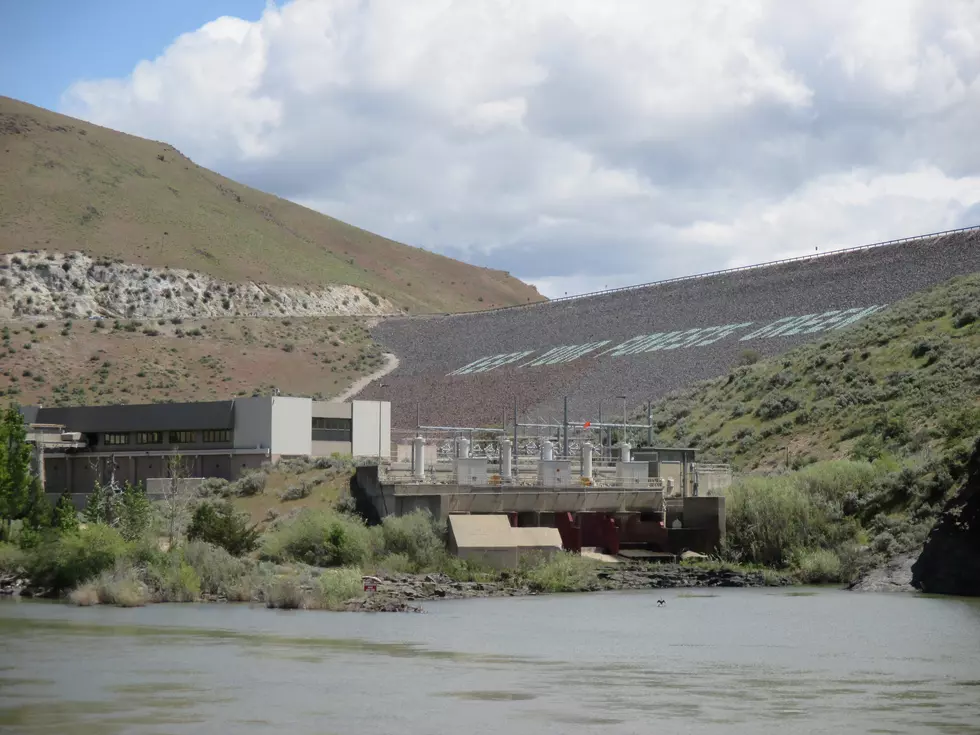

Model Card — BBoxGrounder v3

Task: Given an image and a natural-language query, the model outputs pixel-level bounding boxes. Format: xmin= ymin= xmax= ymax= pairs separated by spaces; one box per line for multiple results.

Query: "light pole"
xmin=620 ymin=395 xmax=627 ymax=448
xmin=378 ymin=383 xmax=389 ymax=468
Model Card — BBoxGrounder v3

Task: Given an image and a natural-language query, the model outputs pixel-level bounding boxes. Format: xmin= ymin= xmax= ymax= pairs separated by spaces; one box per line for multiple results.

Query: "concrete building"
xmin=22 ymin=396 xmax=390 ymax=501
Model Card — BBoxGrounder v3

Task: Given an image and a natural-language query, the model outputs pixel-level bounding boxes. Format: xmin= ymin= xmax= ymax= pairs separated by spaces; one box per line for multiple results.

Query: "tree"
xmin=187 ymin=500 xmax=260 ymax=556
xmin=118 ymin=482 xmax=151 ymax=541
xmin=53 ymin=491 xmax=80 ymax=533
xmin=161 ymin=453 xmax=195 ymax=548
xmin=23 ymin=476 xmax=51 ymax=530
xmin=0 ymin=405 xmax=40 ymax=539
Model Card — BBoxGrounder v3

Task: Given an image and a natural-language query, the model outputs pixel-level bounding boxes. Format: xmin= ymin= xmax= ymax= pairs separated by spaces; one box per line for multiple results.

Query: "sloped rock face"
xmin=912 ymin=438 xmax=980 ymax=596
xmin=0 ymin=251 xmax=394 ymax=319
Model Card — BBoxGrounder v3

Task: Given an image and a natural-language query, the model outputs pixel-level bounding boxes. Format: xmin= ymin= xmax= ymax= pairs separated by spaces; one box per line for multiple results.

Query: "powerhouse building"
xmin=21 ymin=396 xmax=391 ymax=498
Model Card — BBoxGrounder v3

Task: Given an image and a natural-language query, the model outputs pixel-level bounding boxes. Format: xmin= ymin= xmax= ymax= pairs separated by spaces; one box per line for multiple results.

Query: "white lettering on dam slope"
xmin=445 ymin=305 xmax=887 ymax=377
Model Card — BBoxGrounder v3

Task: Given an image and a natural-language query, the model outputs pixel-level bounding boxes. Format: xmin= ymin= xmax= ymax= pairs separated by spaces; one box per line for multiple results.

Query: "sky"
xmin=3 ymin=0 xmax=980 ymax=298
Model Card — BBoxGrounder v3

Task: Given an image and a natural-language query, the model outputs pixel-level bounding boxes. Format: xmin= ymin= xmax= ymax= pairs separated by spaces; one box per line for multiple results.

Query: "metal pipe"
xmin=647 ymin=400 xmax=653 ymax=446
xmin=513 ymin=397 xmax=518 ymax=468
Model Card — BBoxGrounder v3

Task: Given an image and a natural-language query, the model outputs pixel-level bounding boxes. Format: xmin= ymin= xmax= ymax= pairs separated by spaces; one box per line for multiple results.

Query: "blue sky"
xmin=0 ymin=0 xmax=266 ymax=110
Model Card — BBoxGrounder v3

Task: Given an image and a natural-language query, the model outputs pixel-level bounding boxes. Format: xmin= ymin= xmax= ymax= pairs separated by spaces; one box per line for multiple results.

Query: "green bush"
xmin=187 ymin=501 xmax=259 ymax=556
xmin=724 ymin=462 xmax=876 ymax=567
xmin=0 ymin=541 xmax=25 ymax=575
xmin=791 ymin=548 xmax=844 ymax=584
xmin=378 ymin=510 xmax=445 ymax=570
xmin=26 ymin=525 xmax=128 ymax=592
xmin=183 ymin=540 xmax=257 ymax=600
xmin=144 ymin=554 xmax=201 ymax=602
xmin=261 ymin=510 xmax=374 ymax=567
xmin=521 ymin=552 xmax=596 ymax=593
xmin=52 ymin=492 xmax=79 ymax=533
xmin=264 ymin=576 xmax=306 ymax=609
xmin=312 ymin=567 xmax=362 ymax=609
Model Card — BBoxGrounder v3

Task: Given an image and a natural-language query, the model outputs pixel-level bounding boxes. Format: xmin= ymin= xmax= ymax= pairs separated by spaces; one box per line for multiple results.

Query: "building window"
xmin=203 ymin=429 xmax=231 ymax=443
xmin=312 ymin=417 xmax=352 ymax=442
xmin=169 ymin=430 xmax=195 ymax=444
xmin=136 ymin=431 xmax=163 ymax=445
xmin=104 ymin=432 xmax=128 ymax=446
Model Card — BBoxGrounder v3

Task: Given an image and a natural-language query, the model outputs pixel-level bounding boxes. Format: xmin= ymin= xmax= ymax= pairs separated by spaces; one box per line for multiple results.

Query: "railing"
xmin=408 ymin=224 xmax=980 ymax=318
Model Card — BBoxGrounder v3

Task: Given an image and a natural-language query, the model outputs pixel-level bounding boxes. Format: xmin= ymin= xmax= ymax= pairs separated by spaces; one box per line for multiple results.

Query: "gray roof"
xmin=32 ymin=401 xmax=235 ymax=433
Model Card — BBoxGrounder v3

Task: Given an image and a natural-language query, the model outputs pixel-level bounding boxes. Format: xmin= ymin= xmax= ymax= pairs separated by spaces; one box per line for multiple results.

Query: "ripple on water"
xmin=437 ymin=691 xmax=537 ymax=702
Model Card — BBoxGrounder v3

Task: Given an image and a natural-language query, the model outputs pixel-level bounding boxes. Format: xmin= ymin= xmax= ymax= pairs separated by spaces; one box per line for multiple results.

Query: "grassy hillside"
xmin=638 ymin=273 xmax=980 ymax=583
xmin=0 ymin=96 xmax=542 ymax=313
xmin=0 ymin=315 xmax=389 ymax=407
xmin=646 ymin=273 xmax=980 ymax=470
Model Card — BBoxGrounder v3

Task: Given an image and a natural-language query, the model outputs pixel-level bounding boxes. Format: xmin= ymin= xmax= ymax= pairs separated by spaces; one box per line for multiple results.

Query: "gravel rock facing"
xmin=348 ymin=564 xmax=791 ymax=612
xmin=365 ymin=231 xmax=980 ymax=428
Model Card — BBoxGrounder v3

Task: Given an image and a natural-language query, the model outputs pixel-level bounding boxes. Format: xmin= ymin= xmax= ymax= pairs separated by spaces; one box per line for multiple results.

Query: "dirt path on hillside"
xmin=334 ymin=352 xmax=400 ymax=401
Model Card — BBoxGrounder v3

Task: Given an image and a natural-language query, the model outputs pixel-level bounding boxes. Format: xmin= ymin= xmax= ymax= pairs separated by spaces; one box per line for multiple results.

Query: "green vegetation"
xmin=0 ymin=405 xmax=50 ymax=539
xmin=641 ymin=273 xmax=980 ymax=583
xmin=187 ymin=501 xmax=260 ymax=556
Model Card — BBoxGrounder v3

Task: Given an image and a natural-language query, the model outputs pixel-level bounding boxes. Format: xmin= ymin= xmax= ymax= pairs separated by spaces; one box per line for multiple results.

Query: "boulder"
xmin=912 ymin=438 xmax=980 ymax=596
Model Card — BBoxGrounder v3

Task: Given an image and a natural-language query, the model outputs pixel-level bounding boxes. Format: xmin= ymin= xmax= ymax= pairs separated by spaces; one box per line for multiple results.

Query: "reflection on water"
xmin=2 ymin=588 xmax=980 ymax=735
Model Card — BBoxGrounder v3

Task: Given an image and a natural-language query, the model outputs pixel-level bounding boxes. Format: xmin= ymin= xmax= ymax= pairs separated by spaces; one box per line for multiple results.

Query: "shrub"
xmin=521 ymin=552 xmax=596 ymax=592
xmin=279 ymin=481 xmax=313 ymax=501
xmin=198 ymin=477 xmax=231 ymax=497
xmin=187 ymin=501 xmax=260 ymax=556
xmin=26 ymin=525 xmax=128 ymax=592
xmin=143 ymin=554 xmax=201 ymax=602
xmin=0 ymin=542 xmax=26 ymax=576
xmin=183 ymin=540 xmax=257 ymax=601
xmin=791 ymin=548 xmax=843 ymax=584
xmin=312 ymin=567 xmax=362 ymax=609
xmin=724 ymin=465 xmax=869 ymax=567
xmin=70 ymin=563 xmax=148 ymax=607
xmin=233 ymin=471 xmax=266 ymax=497
xmin=755 ymin=394 xmax=800 ymax=420
xmin=379 ymin=510 xmax=445 ymax=570
xmin=261 ymin=510 xmax=374 ymax=567
xmin=264 ymin=576 xmax=306 ymax=609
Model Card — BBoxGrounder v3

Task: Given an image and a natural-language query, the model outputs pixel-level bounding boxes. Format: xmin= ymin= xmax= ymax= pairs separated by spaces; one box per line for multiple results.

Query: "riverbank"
xmin=2 ymin=559 xmax=792 ymax=613
xmin=349 ymin=562 xmax=792 ymax=612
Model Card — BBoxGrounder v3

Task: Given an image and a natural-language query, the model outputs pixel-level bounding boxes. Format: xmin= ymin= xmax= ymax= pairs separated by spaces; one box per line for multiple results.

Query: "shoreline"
xmin=3 ymin=562 xmax=794 ymax=613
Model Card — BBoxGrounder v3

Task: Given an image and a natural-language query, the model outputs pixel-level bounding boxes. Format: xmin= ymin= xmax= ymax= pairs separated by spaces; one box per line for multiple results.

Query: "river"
xmin=2 ymin=588 xmax=979 ymax=735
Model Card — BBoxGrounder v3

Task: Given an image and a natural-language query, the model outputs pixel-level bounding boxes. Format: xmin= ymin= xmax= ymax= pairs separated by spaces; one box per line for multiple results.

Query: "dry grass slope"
xmin=0 ymin=96 xmax=543 ymax=313
xmin=0 ymin=315 xmax=387 ymax=407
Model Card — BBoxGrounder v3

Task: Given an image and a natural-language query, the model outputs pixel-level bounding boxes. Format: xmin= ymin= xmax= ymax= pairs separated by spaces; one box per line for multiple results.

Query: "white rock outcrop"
xmin=0 ymin=251 xmax=395 ymax=319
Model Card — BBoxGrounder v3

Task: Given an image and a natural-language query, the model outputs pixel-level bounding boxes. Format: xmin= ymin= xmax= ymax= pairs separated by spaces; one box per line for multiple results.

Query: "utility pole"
xmin=563 ymin=396 xmax=569 ymax=458
xmin=647 ymin=400 xmax=653 ymax=447
xmin=513 ymin=397 xmax=519 ymax=473
xmin=620 ymin=395 xmax=627 ymax=448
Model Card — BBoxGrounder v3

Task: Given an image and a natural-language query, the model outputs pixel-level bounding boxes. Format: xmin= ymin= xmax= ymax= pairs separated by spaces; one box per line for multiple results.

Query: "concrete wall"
xmin=312 ymin=402 xmax=353 ymax=419
xmin=270 ymin=396 xmax=312 ymax=456
xmin=682 ymin=496 xmax=726 ymax=547
xmin=312 ymin=439 xmax=353 ymax=457
xmin=233 ymin=397 xmax=273 ymax=450
xmin=351 ymin=400 xmax=390 ymax=458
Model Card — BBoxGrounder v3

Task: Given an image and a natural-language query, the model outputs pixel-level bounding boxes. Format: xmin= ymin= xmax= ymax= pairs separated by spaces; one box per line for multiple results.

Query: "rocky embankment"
xmin=2 ymin=563 xmax=790 ymax=612
xmin=344 ymin=563 xmax=791 ymax=613
xmin=911 ymin=438 xmax=980 ymax=596
xmin=0 ymin=251 xmax=395 ymax=319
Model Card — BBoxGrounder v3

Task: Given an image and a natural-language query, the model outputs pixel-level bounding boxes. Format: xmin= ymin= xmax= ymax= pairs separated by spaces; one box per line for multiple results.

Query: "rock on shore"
xmin=351 ymin=564 xmax=789 ymax=612
xmin=912 ymin=438 xmax=980 ymax=596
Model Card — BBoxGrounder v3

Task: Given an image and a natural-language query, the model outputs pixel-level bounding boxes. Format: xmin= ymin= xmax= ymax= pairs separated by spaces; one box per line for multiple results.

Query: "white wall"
xmin=270 ymin=396 xmax=312 ymax=456
xmin=233 ymin=397 xmax=273 ymax=449
xmin=351 ymin=400 xmax=390 ymax=458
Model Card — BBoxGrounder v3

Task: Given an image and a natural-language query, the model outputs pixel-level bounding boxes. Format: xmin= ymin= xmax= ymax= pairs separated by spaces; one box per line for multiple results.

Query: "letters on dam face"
xmin=447 ymin=305 xmax=887 ymax=376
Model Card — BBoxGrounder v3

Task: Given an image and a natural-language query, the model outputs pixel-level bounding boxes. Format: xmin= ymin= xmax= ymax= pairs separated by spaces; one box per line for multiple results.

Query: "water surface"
xmin=2 ymin=588 xmax=979 ymax=734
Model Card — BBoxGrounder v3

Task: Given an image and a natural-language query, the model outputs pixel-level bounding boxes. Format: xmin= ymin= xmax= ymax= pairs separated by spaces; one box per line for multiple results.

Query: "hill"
xmin=0 ymin=315 xmax=390 ymax=407
xmin=0 ymin=96 xmax=542 ymax=314
xmin=638 ymin=274 xmax=980 ymax=587
xmin=645 ymin=273 xmax=980 ymax=470
xmin=365 ymin=228 xmax=980 ymax=428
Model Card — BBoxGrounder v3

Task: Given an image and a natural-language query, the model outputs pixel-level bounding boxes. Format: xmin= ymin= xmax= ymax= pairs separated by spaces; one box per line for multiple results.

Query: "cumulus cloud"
xmin=62 ymin=0 xmax=980 ymax=297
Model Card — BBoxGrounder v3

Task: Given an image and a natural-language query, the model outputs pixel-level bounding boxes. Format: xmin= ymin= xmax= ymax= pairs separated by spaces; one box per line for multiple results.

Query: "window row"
xmin=312 ymin=417 xmax=352 ymax=442
xmin=102 ymin=429 xmax=231 ymax=446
